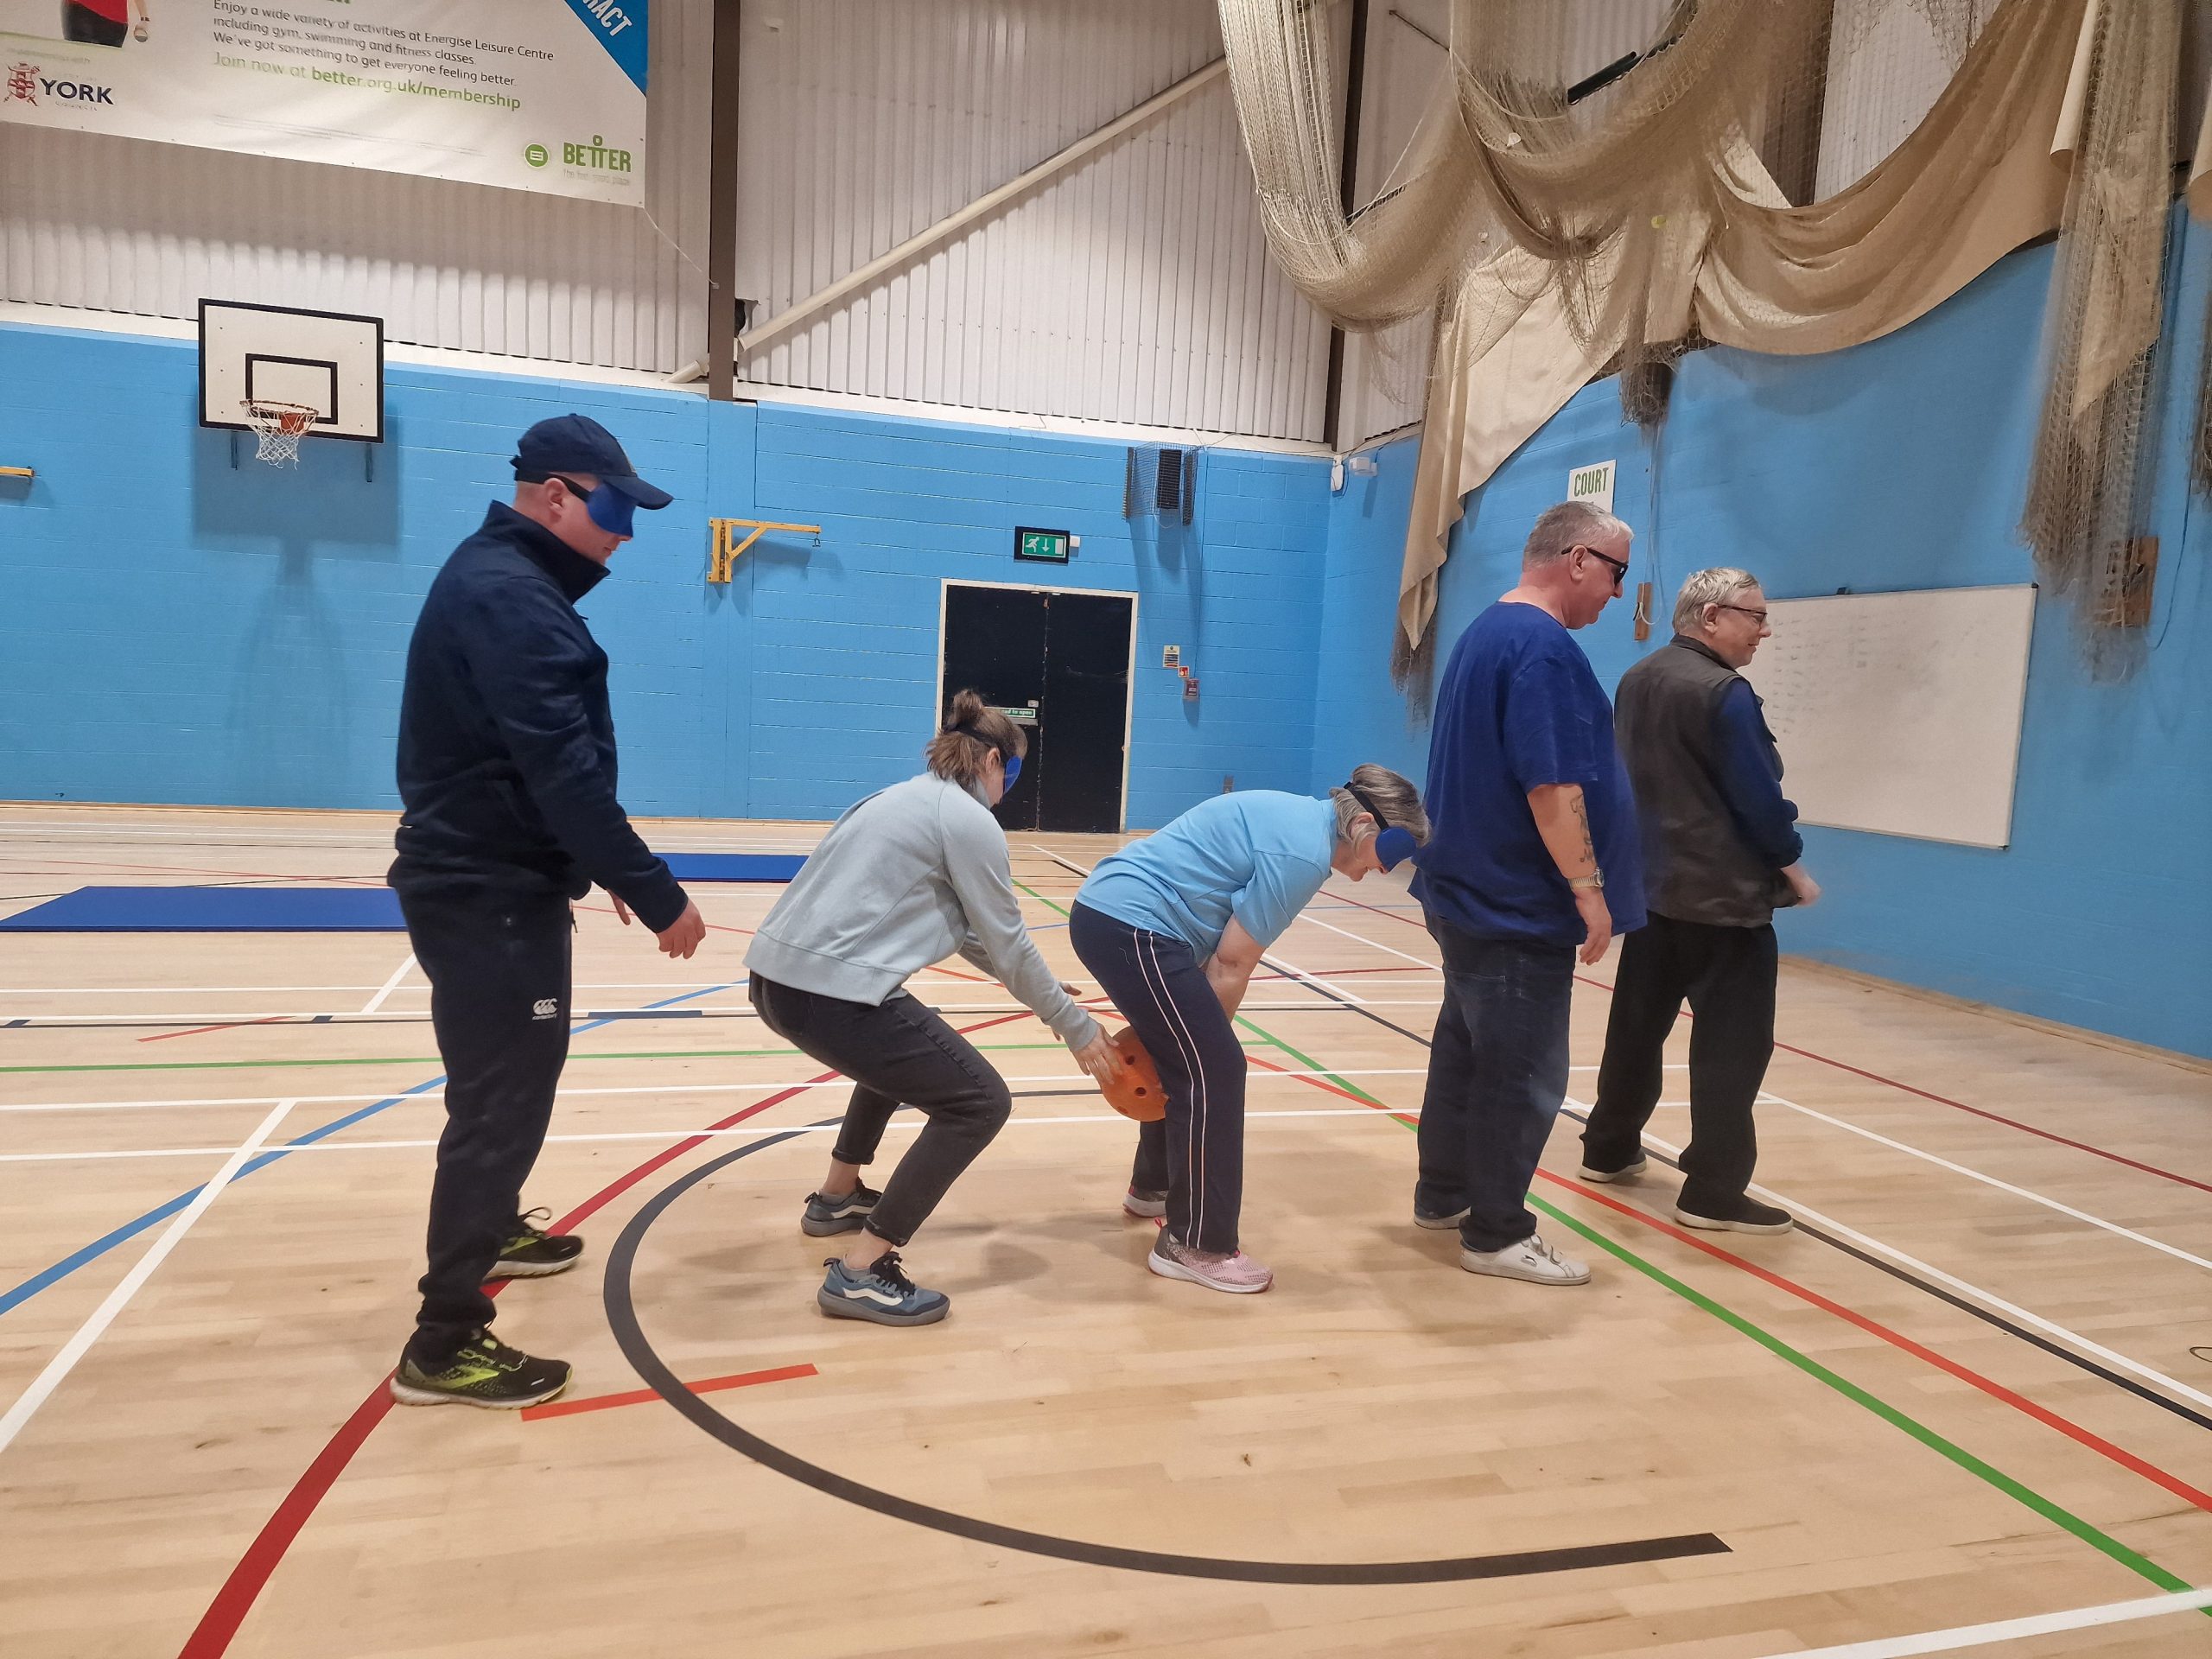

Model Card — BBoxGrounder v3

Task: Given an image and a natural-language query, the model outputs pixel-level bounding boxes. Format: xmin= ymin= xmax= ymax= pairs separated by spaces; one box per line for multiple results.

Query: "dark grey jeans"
xmin=1412 ymin=918 xmax=1575 ymax=1252
xmin=748 ymin=976 xmax=1012 ymax=1246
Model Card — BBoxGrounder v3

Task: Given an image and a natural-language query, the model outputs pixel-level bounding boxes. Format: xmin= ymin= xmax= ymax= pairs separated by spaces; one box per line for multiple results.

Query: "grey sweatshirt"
xmin=744 ymin=772 xmax=1101 ymax=1049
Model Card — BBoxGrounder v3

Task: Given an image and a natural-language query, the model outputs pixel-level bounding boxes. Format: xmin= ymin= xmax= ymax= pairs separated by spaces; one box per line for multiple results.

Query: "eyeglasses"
xmin=1573 ymin=545 xmax=1630 ymax=590
xmin=1715 ymin=603 xmax=1770 ymax=624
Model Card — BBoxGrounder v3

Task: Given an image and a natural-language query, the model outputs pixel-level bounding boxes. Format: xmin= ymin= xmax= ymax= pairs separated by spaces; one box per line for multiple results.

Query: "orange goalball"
xmin=1098 ymin=1026 xmax=1166 ymax=1122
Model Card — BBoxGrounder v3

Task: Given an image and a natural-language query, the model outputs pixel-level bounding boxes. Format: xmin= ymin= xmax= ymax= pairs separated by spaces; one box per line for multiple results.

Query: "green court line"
xmin=1010 ymin=865 xmax=2188 ymax=1593
xmin=1012 ymin=878 xmax=1071 ymax=917
xmin=1224 ymin=1009 xmax=2196 ymax=1603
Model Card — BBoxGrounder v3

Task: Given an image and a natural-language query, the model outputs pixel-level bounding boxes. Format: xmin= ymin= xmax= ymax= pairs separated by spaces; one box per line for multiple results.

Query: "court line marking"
xmin=0 ymin=994 xmax=1449 ymax=1028
xmin=1537 ymin=1103 xmax=2212 ymax=1435
xmin=0 ymin=1065 xmax=1440 ymax=1116
xmin=0 ymin=1105 xmax=1425 ymax=1163
xmin=1311 ymin=884 xmax=2212 ymax=1197
xmin=1759 ymin=1586 xmax=2212 ymax=1657
xmin=0 ymin=987 xmax=735 ymax=1323
xmin=521 ymin=1363 xmax=819 ymax=1421
xmin=1567 ymin=1104 xmax=2212 ymax=1417
xmin=0 ymin=1097 xmax=298 ymax=1459
xmin=357 ymin=955 xmax=415 ymax=1015
xmin=1239 ymin=1037 xmax=2209 ymax=1589
xmin=175 ymin=1014 xmax=1032 ymax=1659
xmin=1052 ymin=858 xmax=2205 ymax=1459
xmin=1760 ymin=1089 xmax=2212 ymax=1274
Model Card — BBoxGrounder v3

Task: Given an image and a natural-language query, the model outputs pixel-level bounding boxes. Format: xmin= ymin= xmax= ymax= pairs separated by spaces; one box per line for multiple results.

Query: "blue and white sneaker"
xmin=800 ymin=1182 xmax=881 ymax=1237
xmin=817 ymin=1252 xmax=950 ymax=1326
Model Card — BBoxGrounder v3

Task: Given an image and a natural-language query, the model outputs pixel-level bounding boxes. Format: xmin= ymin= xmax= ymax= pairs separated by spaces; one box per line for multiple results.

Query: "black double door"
xmin=939 ymin=584 xmax=1132 ymax=834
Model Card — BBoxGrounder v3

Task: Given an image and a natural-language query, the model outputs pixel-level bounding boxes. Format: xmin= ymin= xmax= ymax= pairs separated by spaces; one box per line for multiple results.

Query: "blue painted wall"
xmin=4 ymin=201 xmax=2205 ymax=1056
xmin=0 ymin=324 xmax=1327 ymax=830
xmin=1311 ymin=208 xmax=2211 ymax=1058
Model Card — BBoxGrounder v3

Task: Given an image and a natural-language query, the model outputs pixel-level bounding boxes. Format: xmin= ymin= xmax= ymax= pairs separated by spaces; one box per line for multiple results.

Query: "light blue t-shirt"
xmin=1077 ymin=791 xmax=1336 ymax=957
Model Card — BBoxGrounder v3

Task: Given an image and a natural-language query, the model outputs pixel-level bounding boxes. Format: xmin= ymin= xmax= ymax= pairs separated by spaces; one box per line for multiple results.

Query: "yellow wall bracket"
xmin=709 ymin=517 xmax=821 ymax=582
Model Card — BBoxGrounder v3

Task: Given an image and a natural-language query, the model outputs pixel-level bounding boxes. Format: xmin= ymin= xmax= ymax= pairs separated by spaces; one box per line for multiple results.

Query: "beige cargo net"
xmin=1216 ymin=0 xmax=2194 ymax=688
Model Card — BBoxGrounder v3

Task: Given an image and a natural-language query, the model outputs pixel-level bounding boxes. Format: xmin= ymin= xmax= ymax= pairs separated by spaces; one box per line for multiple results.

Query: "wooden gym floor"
xmin=0 ymin=803 xmax=2205 ymax=1658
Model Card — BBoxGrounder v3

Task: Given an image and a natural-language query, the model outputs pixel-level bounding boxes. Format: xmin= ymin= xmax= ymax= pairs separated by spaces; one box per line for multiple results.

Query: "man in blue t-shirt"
xmin=1408 ymin=499 xmax=1645 ymax=1287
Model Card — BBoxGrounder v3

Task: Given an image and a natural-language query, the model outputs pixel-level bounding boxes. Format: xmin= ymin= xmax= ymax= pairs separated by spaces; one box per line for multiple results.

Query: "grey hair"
xmin=1523 ymin=500 xmax=1630 ymax=568
xmin=1329 ymin=763 xmax=1431 ymax=845
xmin=1672 ymin=568 xmax=1762 ymax=633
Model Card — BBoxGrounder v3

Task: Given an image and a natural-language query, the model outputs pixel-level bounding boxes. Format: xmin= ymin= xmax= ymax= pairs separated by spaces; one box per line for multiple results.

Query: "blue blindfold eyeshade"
xmin=1375 ymin=825 xmax=1418 ymax=871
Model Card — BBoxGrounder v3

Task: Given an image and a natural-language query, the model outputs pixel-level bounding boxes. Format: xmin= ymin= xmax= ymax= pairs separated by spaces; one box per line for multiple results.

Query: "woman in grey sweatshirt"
xmin=745 ymin=690 xmax=1121 ymax=1326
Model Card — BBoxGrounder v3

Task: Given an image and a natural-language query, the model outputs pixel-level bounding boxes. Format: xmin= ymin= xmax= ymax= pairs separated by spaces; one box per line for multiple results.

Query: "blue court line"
xmin=0 ymin=983 xmax=734 ymax=1321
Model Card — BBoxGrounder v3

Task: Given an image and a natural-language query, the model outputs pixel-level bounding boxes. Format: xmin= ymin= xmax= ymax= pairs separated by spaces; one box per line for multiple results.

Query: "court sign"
xmin=0 ymin=0 xmax=648 ymax=203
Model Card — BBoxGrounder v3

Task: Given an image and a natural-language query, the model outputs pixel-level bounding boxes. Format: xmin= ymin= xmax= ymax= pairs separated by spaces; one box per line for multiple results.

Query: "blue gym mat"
xmin=0 ymin=887 xmax=405 ymax=931
xmin=658 ymin=853 xmax=804 ymax=882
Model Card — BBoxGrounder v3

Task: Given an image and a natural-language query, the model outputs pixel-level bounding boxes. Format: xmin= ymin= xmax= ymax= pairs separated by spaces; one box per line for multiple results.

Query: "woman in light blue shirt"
xmin=1070 ymin=765 xmax=1427 ymax=1294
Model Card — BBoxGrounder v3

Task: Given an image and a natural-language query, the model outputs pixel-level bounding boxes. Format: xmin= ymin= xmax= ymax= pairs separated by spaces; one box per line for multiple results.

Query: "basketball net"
xmin=241 ymin=400 xmax=317 ymax=467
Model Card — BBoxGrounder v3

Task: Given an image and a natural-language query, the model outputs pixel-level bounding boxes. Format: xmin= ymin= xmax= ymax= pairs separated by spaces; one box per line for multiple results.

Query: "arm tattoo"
xmin=1569 ymin=791 xmax=1595 ymax=868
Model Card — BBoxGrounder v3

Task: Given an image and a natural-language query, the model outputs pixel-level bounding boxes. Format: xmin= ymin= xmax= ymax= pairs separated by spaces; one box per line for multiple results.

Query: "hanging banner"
xmin=0 ymin=1 xmax=647 ymax=203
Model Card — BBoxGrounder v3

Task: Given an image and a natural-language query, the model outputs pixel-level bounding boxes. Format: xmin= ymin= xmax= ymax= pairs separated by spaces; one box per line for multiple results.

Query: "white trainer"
xmin=1576 ymin=1157 xmax=1647 ymax=1184
xmin=1459 ymin=1232 xmax=1592 ymax=1285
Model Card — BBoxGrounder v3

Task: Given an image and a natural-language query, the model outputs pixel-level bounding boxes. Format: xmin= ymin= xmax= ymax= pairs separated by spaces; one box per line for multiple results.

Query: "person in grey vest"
xmin=1578 ymin=569 xmax=1820 ymax=1233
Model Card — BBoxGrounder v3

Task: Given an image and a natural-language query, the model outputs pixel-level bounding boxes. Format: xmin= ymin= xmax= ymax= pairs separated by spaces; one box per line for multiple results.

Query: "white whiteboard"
xmin=1738 ymin=584 xmax=2037 ymax=849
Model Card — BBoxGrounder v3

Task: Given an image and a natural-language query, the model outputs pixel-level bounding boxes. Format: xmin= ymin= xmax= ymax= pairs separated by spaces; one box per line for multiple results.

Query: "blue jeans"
xmin=1412 ymin=922 xmax=1574 ymax=1252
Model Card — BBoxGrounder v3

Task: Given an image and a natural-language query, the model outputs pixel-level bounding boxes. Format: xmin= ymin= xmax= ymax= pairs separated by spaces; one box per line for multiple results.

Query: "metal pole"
xmin=1320 ymin=0 xmax=1370 ymax=451
xmin=707 ymin=0 xmax=745 ymax=402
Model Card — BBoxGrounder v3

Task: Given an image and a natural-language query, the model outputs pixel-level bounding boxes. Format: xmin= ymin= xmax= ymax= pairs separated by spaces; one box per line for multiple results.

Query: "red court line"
xmin=1541 ymin=1172 xmax=2212 ymax=1516
xmin=1762 ymin=1039 xmax=2212 ymax=1198
xmin=140 ymin=1015 xmax=289 ymax=1046
xmin=523 ymin=1363 xmax=817 ymax=1421
xmin=1275 ymin=1052 xmax=2212 ymax=1516
xmin=1317 ymin=890 xmax=2211 ymax=1196
xmin=178 ymin=1011 xmax=1031 ymax=1659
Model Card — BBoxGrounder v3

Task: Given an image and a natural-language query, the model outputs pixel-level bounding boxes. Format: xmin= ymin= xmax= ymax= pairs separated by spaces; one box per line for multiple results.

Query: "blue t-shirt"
xmin=1411 ymin=601 xmax=1646 ymax=947
xmin=1077 ymin=791 xmax=1335 ymax=957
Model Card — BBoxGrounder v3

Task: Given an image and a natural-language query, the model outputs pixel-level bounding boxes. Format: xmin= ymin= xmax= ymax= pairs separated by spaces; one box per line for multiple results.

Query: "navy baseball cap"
xmin=513 ymin=415 xmax=673 ymax=510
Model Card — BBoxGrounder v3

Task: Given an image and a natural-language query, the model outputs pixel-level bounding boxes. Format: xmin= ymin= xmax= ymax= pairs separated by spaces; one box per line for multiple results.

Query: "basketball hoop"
xmin=240 ymin=400 xmax=318 ymax=467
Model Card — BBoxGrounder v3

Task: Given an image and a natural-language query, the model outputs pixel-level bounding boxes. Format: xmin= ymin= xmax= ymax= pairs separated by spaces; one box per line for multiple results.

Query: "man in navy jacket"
xmin=387 ymin=414 xmax=704 ymax=1409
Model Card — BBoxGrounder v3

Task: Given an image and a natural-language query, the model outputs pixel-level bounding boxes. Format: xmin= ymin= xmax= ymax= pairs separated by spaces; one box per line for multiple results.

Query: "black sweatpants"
xmin=1069 ymin=901 xmax=1247 ymax=1255
xmin=748 ymin=976 xmax=1012 ymax=1247
xmin=396 ymin=886 xmax=573 ymax=1366
xmin=1582 ymin=912 xmax=1777 ymax=1211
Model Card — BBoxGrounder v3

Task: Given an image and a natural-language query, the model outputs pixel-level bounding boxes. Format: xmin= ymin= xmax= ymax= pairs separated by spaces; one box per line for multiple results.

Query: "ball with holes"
xmin=1098 ymin=1026 xmax=1166 ymax=1122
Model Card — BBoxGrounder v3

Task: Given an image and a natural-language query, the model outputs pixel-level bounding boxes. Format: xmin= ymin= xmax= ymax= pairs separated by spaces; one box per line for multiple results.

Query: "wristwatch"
xmin=1567 ymin=870 xmax=1605 ymax=892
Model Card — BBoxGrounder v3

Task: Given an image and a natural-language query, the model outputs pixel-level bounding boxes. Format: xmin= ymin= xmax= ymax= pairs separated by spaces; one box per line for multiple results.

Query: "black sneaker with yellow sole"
xmin=484 ymin=1208 xmax=584 ymax=1281
xmin=389 ymin=1330 xmax=572 ymax=1409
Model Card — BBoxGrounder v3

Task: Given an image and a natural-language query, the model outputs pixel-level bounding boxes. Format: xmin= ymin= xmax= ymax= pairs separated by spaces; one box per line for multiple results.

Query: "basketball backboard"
xmin=198 ymin=300 xmax=385 ymax=443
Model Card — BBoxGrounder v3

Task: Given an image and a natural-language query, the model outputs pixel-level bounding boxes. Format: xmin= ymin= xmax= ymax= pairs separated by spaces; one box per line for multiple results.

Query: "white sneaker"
xmin=1459 ymin=1232 xmax=1591 ymax=1285
xmin=1576 ymin=1157 xmax=1646 ymax=1184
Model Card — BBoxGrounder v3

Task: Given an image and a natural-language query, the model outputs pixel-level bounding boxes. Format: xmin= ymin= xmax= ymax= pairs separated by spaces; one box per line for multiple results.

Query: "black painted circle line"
xmin=604 ymin=1126 xmax=1732 ymax=1586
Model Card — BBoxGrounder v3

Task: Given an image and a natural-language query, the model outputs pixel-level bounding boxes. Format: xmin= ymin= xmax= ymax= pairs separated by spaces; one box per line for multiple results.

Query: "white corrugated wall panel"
xmin=0 ymin=3 xmax=709 ymax=373
xmin=1816 ymin=0 xmax=2000 ymax=199
xmin=731 ymin=0 xmax=1332 ymax=440
xmin=1337 ymin=0 xmax=1676 ymax=449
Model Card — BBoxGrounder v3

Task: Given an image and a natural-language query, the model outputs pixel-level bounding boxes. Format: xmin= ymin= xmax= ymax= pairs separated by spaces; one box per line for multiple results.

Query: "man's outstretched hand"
xmin=613 ymin=893 xmax=707 ymax=958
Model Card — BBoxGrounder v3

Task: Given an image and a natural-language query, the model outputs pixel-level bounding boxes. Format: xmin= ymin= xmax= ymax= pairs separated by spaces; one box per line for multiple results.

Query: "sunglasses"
xmin=1573 ymin=544 xmax=1630 ymax=590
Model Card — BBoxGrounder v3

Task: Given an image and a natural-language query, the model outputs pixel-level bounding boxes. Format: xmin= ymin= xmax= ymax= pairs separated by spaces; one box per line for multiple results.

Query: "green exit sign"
xmin=1014 ymin=525 xmax=1072 ymax=563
